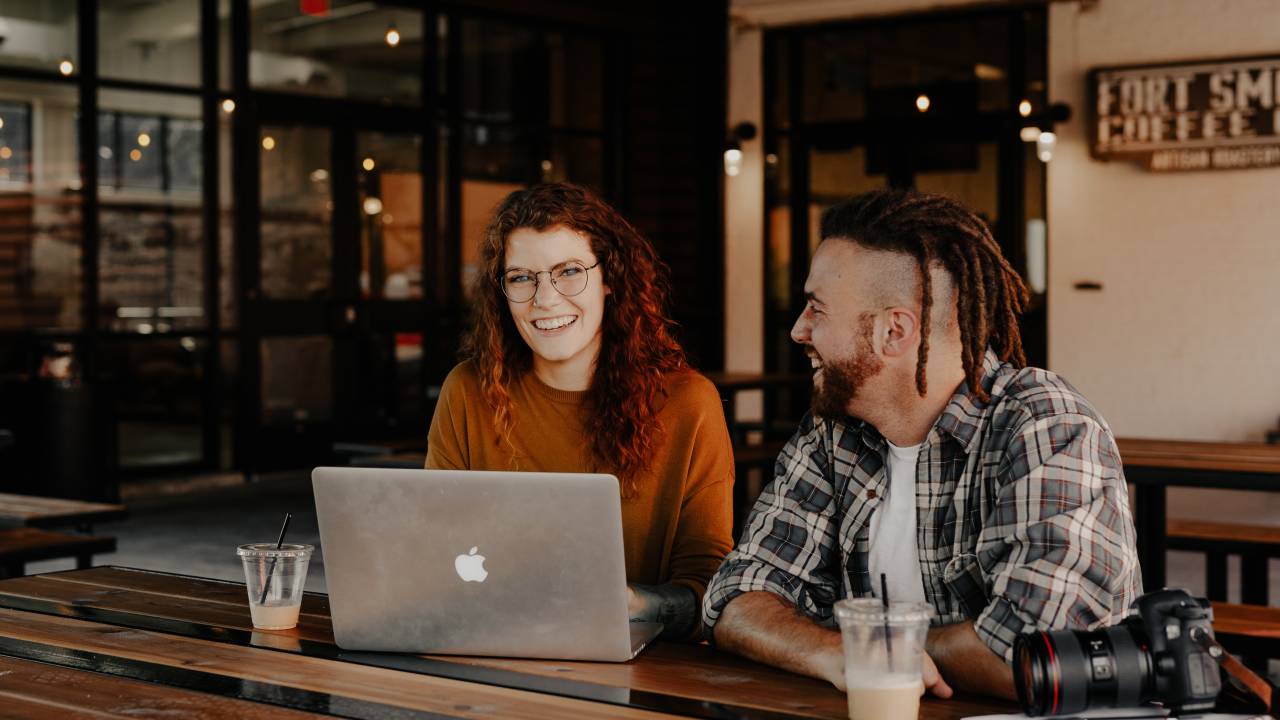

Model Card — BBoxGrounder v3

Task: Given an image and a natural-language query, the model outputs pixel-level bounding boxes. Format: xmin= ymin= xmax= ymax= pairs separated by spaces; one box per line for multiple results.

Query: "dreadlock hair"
xmin=819 ymin=188 xmax=1030 ymax=403
xmin=460 ymin=182 xmax=688 ymax=498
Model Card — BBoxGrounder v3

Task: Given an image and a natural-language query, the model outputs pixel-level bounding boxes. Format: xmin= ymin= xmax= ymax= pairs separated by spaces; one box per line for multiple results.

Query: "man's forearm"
xmin=712 ymin=591 xmax=843 ymax=687
xmin=926 ymin=622 xmax=1016 ymax=700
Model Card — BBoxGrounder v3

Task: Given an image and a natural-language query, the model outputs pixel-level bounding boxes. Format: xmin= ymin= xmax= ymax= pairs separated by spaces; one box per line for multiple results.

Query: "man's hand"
xmin=626 ymin=586 xmax=642 ymax=618
xmin=824 ymin=649 xmax=954 ymax=698
xmin=922 ymin=651 xmax=953 ymax=698
xmin=715 ymin=592 xmax=957 ymax=699
xmin=925 ymin=622 xmax=1016 ymax=700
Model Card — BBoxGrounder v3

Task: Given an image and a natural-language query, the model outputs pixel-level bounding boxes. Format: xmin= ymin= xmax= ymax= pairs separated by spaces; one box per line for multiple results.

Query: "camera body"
xmin=1013 ymin=588 xmax=1222 ymax=716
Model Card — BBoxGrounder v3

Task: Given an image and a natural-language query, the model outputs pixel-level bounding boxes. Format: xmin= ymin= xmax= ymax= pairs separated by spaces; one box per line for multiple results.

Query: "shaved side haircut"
xmin=819 ymin=189 xmax=1029 ymax=402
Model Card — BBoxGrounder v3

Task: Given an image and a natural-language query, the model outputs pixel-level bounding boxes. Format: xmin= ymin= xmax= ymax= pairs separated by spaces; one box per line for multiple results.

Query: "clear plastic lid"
xmin=834 ymin=598 xmax=933 ymax=626
xmin=236 ymin=543 xmax=313 ymax=558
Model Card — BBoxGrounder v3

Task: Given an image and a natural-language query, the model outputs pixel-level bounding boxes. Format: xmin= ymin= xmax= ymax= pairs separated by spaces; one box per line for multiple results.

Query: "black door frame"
xmin=764 ymin=5 xmax=1050 ymax=382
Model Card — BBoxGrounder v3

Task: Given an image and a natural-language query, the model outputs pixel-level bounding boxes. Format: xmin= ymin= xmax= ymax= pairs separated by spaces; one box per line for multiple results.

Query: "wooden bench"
xmin=1211 ymin=602 xmax=1280 ymax=672
xmin=0 ymin=492 xmax=128 ymax=532
xmin=1167 ymin=519 xmax=1280 ymax=605
xmin=0 ymin=528 xmax=116 ymax=579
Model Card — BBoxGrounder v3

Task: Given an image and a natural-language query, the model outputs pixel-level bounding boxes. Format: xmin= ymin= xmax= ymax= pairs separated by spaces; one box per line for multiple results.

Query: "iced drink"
xmin=237 ymin=543 xmax=313 ymax=630
xmin=834 ymin=599 xmax=932 ymax=720
xmin=845 ymin=680 xmax=924 ymax=720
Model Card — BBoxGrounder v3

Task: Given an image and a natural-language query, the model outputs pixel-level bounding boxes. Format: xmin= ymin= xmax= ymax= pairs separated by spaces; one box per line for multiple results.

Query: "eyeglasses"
xmin=499 ymin=260 xmax=600 ymax=303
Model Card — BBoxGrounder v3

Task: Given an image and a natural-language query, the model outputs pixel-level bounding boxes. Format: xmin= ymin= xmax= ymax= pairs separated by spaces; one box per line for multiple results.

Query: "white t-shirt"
xmin=867 ymin=440 xmax=928 ymax=605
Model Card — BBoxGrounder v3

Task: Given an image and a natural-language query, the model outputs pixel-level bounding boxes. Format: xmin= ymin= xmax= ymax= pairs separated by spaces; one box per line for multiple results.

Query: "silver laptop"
xmin=312 ymin=467 xmax=662 ymax=661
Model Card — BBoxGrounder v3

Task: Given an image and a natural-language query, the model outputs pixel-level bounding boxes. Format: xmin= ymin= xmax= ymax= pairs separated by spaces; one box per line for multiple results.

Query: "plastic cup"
xmin=834 ymin=599 xmax=933 ymax=720
xmin=237 ymin=543 xmax=313 ymax=630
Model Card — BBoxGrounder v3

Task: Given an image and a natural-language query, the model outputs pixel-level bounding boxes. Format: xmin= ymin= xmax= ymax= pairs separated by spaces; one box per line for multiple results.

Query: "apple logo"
xmin=454 ymin=546 xmax=488 ymax=583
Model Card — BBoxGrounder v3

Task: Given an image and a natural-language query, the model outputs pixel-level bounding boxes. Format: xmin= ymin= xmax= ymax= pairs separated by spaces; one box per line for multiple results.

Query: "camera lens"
xmin=1013 ymin=621 xmax=1152 ymax=716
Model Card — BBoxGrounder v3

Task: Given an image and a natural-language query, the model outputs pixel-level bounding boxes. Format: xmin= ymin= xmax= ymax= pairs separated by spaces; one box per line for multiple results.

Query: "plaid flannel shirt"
xmin=703 ymin=349 xmax=1143 ymax=662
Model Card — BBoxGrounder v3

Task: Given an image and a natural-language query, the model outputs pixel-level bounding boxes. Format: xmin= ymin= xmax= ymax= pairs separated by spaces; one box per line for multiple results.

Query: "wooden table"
xmin=0 ymin=491 xmax=128 ymax=530
xmin=1116 ymin=437 xmax=1280 ymax=593
xmin=0 ymin=567 xmax=1014 ymax=719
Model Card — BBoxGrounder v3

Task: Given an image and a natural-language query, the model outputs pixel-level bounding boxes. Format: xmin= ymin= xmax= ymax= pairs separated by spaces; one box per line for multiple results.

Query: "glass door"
xmin=239 ymin=107 xmax=433 ymax=472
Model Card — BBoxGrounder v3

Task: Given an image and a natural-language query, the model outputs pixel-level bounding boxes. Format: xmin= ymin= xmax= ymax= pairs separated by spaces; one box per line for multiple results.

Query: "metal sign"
xmin=1089 ymin=55 xmax=1280 ymax=171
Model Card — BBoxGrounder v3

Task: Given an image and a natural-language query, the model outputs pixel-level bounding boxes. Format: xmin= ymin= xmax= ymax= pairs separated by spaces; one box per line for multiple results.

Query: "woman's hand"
xmin=627 ymin=585 xmax=646 ymax=619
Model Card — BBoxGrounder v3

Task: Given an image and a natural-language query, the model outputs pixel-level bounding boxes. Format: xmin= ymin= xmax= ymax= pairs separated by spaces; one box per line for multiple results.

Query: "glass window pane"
xmin=108 ymin=338 xmax=205 ymax=468
xmin=0 ymin=79 xmax=81 ymax=331
xmin=250 ymin=1 xmax=422 ymax=105
xmin=99 ymin=0 xmax=200 ymax=86
xmin=913 ymin=141 xmax=999 ymax=224
xmin=0 ymin=2 xmax=78 ymax=75
xmin=548 ymin=32 xmax=602 ymax=131
xmin=463 ymin=123 xmax=533 ymax=184
xmin=219 ymin=104 xmax=234 ymax=329
xmin=261 ymin=125 xmax=331 ymax=299
xmin=461 ymin=123 xmax=530 ymax=295
xmin=261 ymin=335 xmax=331 ymax=424
xmin=97 ymin=113 xmax=117 ymax=187
xmin=766 ymin=32 xmax=790 ymax=131
xmin=357 ymin=132 xmax=421 ymax=300
xmin=99 ymin=90 xmax=204 ymax=333
xmin=810 ymin=144 xmax=887 ymax=251
xmin=765 ymin=136 xmax=789 ymax=310
xmin=461 ymin=18 xmax=539 ymax=124
xmin=544 ymin=134 xmax=603 ymax=194
xmin=119 ymin=114 xmax=164 ymax=190
xmin=0 ymin=100 xmax=30 ymax=184
xmin=219 ymin=0 xmax=230 ymax=92
xmin=167 ymin=118 xmax=201 ymax=192
xmin=803 ymin=15 xmax=1011 ymax=123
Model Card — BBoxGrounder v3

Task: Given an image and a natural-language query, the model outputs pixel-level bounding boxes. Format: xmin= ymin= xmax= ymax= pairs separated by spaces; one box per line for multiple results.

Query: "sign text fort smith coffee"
xmin=1090 ymin=56 xmax=1280 ymax=171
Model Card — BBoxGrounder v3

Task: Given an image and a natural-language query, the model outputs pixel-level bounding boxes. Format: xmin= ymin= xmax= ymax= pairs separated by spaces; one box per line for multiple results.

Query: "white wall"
xmin=1048 ymin=0 xmax=1280 ymax=441
xmin=725 ymin=23 xmax=765 ymax=421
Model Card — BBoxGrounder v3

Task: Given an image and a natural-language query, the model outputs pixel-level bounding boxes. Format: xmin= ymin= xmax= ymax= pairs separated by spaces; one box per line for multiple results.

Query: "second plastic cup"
xmin=237 ymin=543 xmax=313 ymax=630
xmin=834 ymin=598 xmax=933 ymax=720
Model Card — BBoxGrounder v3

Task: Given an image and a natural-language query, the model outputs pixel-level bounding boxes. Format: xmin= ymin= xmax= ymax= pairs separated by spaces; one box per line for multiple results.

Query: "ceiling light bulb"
xmin=221 ymin=99 xmax=236 ymax=114
xmin=362 ymin=157 xmax=375 ymax=171
xmin=58 ymin=58 xmax=74 ymax=76
xmin=385 ymin=26 xmax=401 ymax=47
xmin=1036 ymin=131 xmax=1056 ymax=163
xmin=723 ymin=147 xmax=743 ymax=177
xmin=916 ymin=94 xmax=931 ymax=112
xmin=262 ymin=136 xmax=276 ymax=151
xmin=1019 ymin=99 xmax=1032 ymax=117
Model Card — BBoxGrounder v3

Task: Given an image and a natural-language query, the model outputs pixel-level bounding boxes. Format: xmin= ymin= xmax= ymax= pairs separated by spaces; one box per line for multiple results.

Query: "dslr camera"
xmin=1013 ymin=588 xmax=1221 ymax=716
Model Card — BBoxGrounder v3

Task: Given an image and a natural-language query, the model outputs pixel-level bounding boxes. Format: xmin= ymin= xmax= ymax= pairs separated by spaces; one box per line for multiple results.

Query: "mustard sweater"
xmin=426 ymin=361 xmax=735 ymax=603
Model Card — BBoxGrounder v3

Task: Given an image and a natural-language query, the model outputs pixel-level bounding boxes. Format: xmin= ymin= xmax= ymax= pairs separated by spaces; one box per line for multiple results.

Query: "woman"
xmin=427 ymin=182 xmax=734 ymax=639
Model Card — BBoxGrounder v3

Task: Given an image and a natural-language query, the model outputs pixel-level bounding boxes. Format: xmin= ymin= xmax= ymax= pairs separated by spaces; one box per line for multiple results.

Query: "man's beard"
xmin=810 ymin=315 xmax=883 ymax=419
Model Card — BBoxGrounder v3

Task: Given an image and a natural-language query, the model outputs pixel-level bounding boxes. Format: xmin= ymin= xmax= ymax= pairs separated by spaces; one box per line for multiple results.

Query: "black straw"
xmin=258 ymin=513 xmax=292 ymax=605
xmin=880 ymin=572 xmax=894 ymax=673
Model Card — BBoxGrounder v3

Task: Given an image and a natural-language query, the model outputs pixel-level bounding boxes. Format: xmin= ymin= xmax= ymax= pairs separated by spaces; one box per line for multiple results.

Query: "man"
xmin=703 ymin=189 xmax=1142 ymax=699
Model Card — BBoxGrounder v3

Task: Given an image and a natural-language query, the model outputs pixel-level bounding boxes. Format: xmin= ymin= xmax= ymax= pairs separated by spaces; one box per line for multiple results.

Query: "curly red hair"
xmin=461 ymin=183 xmax=688 ymax=497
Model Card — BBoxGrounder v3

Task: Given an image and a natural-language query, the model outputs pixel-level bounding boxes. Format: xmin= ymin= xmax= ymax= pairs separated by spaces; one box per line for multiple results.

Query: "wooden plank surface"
xmin=0 ymin=654 xmax=325 ymax=720
xmin=0 ymin=567 xmax=1016 ymax=720
xmin=1116 ymin=438 xmax=1280 ymax=473
xmin=1212 ymin=603 xmax=1280 ymax=640
xmin=1168 ymin=519 xmax=1280 ymax=545
xmin=0 ymin=607 xmax=677 ymax=720
xmin=0 ymin=493 xmax=128 ymax=528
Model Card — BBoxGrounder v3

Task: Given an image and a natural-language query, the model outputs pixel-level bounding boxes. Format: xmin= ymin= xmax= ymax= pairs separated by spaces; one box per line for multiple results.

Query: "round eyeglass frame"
xmin=498 ymin=260 xmax=600 ymax=303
